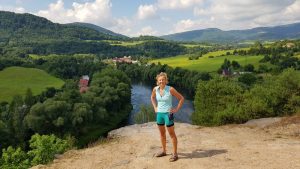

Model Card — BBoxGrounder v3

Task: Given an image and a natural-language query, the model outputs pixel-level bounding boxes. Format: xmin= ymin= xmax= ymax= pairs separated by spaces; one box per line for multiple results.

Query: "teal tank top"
xmin=156 ymin=85 xmax=172 ymax=112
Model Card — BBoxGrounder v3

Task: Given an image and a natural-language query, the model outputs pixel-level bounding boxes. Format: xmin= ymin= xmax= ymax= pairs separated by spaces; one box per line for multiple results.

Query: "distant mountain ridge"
xmin=66 ymin=22 xmax=128 ymax=38
xmin=161 ymin=22 xmax=300 ymax=43
xmin=0 ymin=11 xmax=124 ymax=42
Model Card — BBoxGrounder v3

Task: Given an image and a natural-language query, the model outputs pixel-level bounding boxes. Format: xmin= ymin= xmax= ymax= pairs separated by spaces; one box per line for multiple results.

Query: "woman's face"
xmin=157 ymin=76 xmax=167 ymax=86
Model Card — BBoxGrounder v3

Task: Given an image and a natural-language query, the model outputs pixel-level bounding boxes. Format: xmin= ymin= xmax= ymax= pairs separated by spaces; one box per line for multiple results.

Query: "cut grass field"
xmin=0 ymin=67 xmax=64 ymax=102
xmin=150 ymin=49 xmax=264 ymax=72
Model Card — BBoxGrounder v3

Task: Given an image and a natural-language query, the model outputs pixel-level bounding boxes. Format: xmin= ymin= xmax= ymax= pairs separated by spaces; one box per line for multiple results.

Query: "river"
xmin=129 ymin=82 xmax=194 ymax=124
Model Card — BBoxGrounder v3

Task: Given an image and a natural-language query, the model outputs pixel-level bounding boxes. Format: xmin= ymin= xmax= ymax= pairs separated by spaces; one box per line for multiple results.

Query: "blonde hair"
xmin=156 ymin=72 xmax=168 ymax=85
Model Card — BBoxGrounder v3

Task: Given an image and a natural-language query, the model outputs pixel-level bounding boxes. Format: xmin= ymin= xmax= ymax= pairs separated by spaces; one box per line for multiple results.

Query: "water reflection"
xmin=129 ymin=82 xmax=194 ymax=124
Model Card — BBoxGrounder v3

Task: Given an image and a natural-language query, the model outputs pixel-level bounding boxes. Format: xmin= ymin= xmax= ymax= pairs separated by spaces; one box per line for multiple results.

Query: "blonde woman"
xmin=151 ymin=72 xmax=184 ymax=162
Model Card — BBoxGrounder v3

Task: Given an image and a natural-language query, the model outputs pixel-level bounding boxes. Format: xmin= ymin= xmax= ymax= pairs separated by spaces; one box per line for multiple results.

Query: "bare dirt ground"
xmin=32 ymin=116 xmax=300 ymax=169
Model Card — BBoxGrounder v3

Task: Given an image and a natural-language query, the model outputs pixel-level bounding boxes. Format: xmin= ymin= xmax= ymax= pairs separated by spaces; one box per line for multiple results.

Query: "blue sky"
xmin=1 ymin=0 xmax=300 ymax=37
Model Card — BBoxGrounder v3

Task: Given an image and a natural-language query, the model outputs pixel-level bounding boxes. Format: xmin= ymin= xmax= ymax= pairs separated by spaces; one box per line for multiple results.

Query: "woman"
xmin=151 ymin=72 xmax=184 ymax=162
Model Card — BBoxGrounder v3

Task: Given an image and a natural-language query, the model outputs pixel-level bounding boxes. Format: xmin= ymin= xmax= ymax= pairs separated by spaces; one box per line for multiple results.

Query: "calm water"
xmin=129 ymin=82 xmax=194 ymax=124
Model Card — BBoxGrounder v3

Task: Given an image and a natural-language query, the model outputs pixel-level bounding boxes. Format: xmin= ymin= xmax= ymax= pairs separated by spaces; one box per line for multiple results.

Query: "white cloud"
xmin=193 ymin=7 xmax=205 ymax=16
xmin=37 ymin=0 xmax=113 ymax=26
xmin=282 ymin=0 xmax=300 ymax=22
xmin=136 ymin=26 xmax=158 ymax=36
xmin=0 ymin=5 xmax=26 ymax=13
xmin=110 ymin=17 xmax=133 ymax=36
xmin=137 ymin=4 xmax=158 ymax=20
xmin=186 ymin=0 xmax=300 ymax=31
xmin=172 ymin=19 xmax=201 ymax=33
xmin=158 ymin=0 xmax=203 ymax=10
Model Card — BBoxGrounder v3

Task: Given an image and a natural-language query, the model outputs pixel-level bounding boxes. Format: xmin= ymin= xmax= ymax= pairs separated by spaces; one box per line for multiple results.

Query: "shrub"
xmin=134 ymin=104 xmax=155 ymax=124
xmin=1 ymin=146 xmax=30 ymax=169
xmin=28 ymin=134 xmax=72 ymax=166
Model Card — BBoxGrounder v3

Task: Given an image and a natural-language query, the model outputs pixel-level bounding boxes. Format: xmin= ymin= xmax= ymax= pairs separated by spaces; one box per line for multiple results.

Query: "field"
xmin=29 ymin=53 xmax=96 ymax=60
xmin=150 ymin=49 xmax=264 ymax=72
xmin=0 ymin=67 xmax=64 ymax=102
xmin=103 ymin=40 xmax=145 ymax=46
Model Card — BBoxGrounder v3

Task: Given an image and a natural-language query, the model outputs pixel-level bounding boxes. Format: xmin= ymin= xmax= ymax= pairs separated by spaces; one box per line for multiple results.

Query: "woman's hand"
xmin=170 ymin=107 xmax=179 ymax=113
xmin=154 ymin=107 xmax=158 ymax=113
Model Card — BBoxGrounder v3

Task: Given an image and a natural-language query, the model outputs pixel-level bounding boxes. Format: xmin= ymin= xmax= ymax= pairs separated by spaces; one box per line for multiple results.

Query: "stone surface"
xmin=32 ymin=117 xmax=300 ymax=169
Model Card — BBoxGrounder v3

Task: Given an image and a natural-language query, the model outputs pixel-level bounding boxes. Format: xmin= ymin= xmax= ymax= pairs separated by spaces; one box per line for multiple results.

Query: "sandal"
xmin=155 ymin=151 xmax=166 ymax=157
xmin=169 ymin=154 xmax=178 ymax=162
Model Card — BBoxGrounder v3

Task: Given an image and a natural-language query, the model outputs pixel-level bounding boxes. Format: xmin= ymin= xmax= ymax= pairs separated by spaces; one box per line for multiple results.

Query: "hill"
xmin=0 ymin=11 xmax=186 ymax=58
xmin=0 ymin=11 xmax=121 ymax=43
xmin=0 ymin=66 xmax=64 ymax=102
xmin=161 ymin=22 xmax=300 ymax=43
xmin=31 ymin=116 xmax=300 ymax=169
xmin=66 ymin=22 xmax=128 ymax=39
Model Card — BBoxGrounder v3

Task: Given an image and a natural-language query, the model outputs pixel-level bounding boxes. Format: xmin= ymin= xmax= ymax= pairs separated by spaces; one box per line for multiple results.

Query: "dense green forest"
xmin=0 ymin=11 xmax=186 ymax=58
xmin=0 ymin=56 xmax=132 ymax=168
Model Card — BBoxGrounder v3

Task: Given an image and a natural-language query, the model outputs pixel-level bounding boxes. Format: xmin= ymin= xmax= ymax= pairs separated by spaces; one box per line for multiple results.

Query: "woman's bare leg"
xmin=167 ymin=126 xmax=177 ymax=155
xmin=158 ymin=125 xmax=166 ymax=153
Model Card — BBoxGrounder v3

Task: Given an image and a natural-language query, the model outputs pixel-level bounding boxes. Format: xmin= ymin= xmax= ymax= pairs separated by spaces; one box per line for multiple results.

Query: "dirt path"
xmin=32 ymin=118 xmax=300 ymax=169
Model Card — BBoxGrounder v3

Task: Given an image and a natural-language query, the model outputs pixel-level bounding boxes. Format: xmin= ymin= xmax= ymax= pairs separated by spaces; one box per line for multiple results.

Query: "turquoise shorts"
xmin=156 ymin=112 xmax=174 ymax=127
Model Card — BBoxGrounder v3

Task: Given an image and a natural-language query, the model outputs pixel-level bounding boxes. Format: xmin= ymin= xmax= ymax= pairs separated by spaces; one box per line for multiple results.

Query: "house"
xmin=79 ymin=75 xmax=89 ymax=93
xmin=112 ymin=56 xmax=132 ymax=63
xmin=222 ymin=68 xmax=231 ymax=76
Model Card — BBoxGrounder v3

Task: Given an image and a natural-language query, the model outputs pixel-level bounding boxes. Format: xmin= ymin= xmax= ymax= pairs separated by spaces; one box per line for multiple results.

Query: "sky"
xmin=1 ymin=0 xmax=300 ymax=37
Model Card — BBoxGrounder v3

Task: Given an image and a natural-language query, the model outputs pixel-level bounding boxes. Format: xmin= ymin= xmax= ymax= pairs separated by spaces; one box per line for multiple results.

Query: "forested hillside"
xmin=161 ymin=22 xmax=300 ymax=43
xmin=0 ymin=11 xmax=186 ymax=58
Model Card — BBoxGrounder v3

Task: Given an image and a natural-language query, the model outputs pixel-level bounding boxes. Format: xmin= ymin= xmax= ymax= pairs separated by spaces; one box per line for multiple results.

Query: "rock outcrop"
xmin=32 ymin=116 xmax=300 ymax=169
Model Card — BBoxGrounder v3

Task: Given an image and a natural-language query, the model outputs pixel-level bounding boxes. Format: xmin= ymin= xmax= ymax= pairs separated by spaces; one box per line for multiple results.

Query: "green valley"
xmin=0 ymin=67 xmax=64 ymax=102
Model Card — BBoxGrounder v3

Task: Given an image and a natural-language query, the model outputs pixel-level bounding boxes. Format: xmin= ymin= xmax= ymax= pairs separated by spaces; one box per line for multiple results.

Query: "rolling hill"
xmin=0 ymin=66 xmax=64 ymax=102
xmin=0 ymin=11 xmax=122 ymax=43
xmin=66 ymin=22 xmax=128 ymax=39
xmin=161 ymin=22 xmax=300 ymax=43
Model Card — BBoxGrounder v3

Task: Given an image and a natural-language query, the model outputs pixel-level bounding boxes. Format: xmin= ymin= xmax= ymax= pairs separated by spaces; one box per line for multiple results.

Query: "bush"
xmin=28 ymin=134 xmax=72 ymax=166
xmin=214 ymin=105 xmax=249 ymax=125
xmin=238 ymin=73 xmax=257 ymax=86
xmin=1 ymin=146 xmax=30 ymax=169
xmin=192 ymin=68 xmax=300 ymax=126
xmin=244 ymin=64 xmax=254 ymax=72
xmin=134 ymin=104 xmax=155 ymax=124
xmin=192 ymin=78 xmax=244 ymax=126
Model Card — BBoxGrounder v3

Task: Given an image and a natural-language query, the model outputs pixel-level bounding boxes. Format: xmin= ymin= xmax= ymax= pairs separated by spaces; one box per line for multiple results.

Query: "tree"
xmin=24 ymin=88 xmax=35 ymax=107
xmin=221 ymin=58 xmax=231 ymax=69
xmin=192 ymin=78 xmax=244 ymax=126
xmin=244 ymin=64 xmax=254 ymax=72
xmin=231 ymin=60 xmax=241 ymax=69
xmin=238 ymin=73 xmax=257 ymax=86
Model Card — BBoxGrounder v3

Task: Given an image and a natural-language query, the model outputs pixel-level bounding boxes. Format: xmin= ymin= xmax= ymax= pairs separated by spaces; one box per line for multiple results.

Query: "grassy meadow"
xmin=0 ymin=67 xmax=64 ymax=102
xmin=150 ymin=49 xmax=264 ymax=72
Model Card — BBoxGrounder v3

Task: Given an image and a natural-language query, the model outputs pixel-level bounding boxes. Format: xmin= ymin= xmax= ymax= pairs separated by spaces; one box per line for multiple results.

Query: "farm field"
xmin=150 ymin=49 xmax=264 ymax=72
xmin=0 ymin=67 xmax=64 ymax=102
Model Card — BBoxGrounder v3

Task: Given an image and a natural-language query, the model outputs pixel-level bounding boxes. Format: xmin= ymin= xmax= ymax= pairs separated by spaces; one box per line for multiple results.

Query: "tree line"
xmin=0 ymin=56 xmax=133 ymax=167
xmin=193 ymin=68 xmax=300 ymax=126
xmin=117 ymin=62 xmax=211 ymax=98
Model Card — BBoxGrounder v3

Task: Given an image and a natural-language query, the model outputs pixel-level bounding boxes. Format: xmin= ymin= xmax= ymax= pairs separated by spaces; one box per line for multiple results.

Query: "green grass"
xmin=0 ymin=67 xmax=64 ymax=102
xmin=101 ymin=40 xmax=145 ymax=46
xmin=29 ymin=53 xmax=96 ymax=60
xmin=150 ymin=49 xmax=264 ymax=72
xmin=181 ymin=44 xmax=212 ymax=48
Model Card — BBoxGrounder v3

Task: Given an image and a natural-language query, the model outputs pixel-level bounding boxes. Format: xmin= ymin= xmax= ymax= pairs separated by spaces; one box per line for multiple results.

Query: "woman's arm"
xmin=151 ymin=87 xmax=158 ymax=113
xmin=170 ymin=87 xmax=184 ymax=113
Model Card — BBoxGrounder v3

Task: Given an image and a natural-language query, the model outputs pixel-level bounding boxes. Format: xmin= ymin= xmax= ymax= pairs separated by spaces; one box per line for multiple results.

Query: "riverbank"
xmin=32 ymin=115 xmax=300 ymax=169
